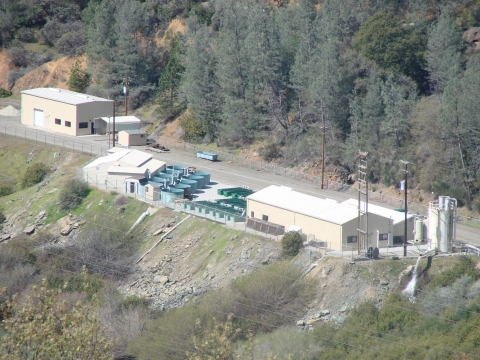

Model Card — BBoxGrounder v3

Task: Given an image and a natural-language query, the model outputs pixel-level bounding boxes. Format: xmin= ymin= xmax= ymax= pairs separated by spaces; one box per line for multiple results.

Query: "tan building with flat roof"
xmin=118 ymin=129 xmax=147 ymax=147
xmin=246 ymin=185 xmax=414 ymax=251
xmin=21 ymin=88 xmax=113 ymax=136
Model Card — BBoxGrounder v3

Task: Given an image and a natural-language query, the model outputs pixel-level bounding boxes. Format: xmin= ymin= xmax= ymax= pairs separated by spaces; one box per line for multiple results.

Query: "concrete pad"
xmin=192 ymin=182 xmax=235 ymax=202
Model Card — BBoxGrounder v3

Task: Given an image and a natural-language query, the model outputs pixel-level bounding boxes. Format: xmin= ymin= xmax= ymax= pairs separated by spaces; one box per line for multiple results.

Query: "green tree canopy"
xmin=352 ymin=11 xmax=427 ymax=92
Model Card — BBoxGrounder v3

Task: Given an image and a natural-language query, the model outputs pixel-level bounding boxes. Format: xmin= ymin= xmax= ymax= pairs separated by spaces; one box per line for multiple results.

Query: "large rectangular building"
xmin=21 ymin=88 xmax=114 ymax=136
xmin=246 ymin=185 xmax=414 ymax=251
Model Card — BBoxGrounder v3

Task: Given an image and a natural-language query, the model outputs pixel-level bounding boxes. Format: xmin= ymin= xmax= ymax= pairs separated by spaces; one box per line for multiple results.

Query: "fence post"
xmin=90 ymin=145 xmax=92 ymax=155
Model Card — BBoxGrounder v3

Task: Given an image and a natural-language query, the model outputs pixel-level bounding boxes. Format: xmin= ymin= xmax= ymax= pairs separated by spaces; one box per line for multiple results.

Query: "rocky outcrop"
xmin=463 ymin=27 xmax=480 ymax=49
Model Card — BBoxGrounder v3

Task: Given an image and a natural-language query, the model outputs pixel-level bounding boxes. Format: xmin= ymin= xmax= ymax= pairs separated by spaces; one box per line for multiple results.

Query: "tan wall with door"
xmin=21 ymin=94 xmax=77 ymax=135
xmin=21 ymin=94 xmax=113 ymax=136
xmin=247 ymin=199 xmax=295 ymax=227
xmin=118 ymin=131 xmax=147 ymax=146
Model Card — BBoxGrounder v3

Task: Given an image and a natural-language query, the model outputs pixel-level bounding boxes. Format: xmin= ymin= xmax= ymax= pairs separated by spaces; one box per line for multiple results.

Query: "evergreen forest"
xmin=2 ymin=0 xmax=480 ymax=206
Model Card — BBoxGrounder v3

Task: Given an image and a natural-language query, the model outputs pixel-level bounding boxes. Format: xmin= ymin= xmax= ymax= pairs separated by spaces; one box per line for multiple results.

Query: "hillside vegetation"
xmin=2 ymin=0 xmax=480 ymax=208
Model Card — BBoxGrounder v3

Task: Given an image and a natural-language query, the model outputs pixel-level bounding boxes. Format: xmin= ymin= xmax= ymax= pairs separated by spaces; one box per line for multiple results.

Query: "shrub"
xmin=58 ymin=178 xmax=89 ymax=211
xmin=0 ymin=210 xmax=5 ymax=224
xmin=115 ymin=194 xmax=128 ymax=207
xmin=0 ymin=88 xmax=12 ymax=98
xmin=260 ymin=142 xmax=283 ymax=162
xmin=21 ymin=162 xmax=49 ymax=188
xmin=281 ymin=231 xmax=303 ymax=257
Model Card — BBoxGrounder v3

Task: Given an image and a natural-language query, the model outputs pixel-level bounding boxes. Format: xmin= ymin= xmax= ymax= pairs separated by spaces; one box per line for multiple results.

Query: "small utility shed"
xmin=94 ymin=116 xmax=142 ymax=135
xmin=246 ymin=185 xmax=414 ymax=250
xmin=21 ymin=88 xmax=113 ymax=136
xmin=118 ymin=129 xmax=147 ymax=146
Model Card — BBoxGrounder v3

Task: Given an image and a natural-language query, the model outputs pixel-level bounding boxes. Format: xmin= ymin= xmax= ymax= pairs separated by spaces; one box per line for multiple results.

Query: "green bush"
xmin=0 ymin=184 xmax=14 ymax=197
xmin=58 ymin=178 xmax=90 ymax=211
xmin=281 ymin=231 xmax=303 ymax=257
xmin=0 ymin=211 xmax=6 ymax=224
xmin=21 ymin=162 xmax=50 ymax=188
xmin=0 ymin=88 xmax=12 ymax=98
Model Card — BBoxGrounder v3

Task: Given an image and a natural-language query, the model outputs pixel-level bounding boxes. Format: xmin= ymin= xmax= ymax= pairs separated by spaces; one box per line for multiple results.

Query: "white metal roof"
xmin=84 ymin=149 xmax=131 ymax=168
xmin=246 ymin=185 xmax=358 ymax=225
xmin=121 ymin=129 xmax=147 ymax=135
xmin=341 ymin=199 xmax=415 ymax=224
xmin=139 ymin=159 xmax=165 ymax=173
xmin=108 ymin=165 xmax=146 ymax=175
xmin=117 ymin=150 xmax=152 ymax=167
xmin=21 ymin=88 xmax=113 ymax=105
xmin=99 ymin=116 xmax=141 ymax=124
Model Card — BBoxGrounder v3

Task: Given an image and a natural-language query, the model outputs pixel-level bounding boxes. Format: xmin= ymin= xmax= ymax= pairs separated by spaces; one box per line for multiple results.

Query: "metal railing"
xmin=0 ymin=123 xmax=110 ymax=156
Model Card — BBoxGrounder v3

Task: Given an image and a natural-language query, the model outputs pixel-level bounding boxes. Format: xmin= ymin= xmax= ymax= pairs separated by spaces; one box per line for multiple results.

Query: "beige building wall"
xmin=118 ymin=131 xmax=147 ymax=146
xmin=21 ymin=94 xmax=77 ymax=136
xmin=294 ymin=213 xmax=342 ymax=249
xmin=76 ymin=101 xmax=114 ymax=136
xmin=21 ymin=93 xmax=113 ymax=136
xmin=247 ymin=199 xmax=295 ymax=227
xmin=145 ymin=184 xmax=160 ymax=201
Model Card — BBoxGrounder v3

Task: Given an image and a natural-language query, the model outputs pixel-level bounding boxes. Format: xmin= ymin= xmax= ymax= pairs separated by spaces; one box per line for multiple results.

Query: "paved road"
xmin=1 ymin=115 xmax=479 ymax=246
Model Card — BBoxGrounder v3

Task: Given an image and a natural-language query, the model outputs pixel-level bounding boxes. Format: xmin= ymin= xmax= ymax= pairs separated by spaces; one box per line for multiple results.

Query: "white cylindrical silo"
xmin=414 ymin=217 xmax=424 ymax=242
xmin=438 ymin=202 xmax=451 ymax=252
xmin=428 ymin=204 xmax=439 ymax=249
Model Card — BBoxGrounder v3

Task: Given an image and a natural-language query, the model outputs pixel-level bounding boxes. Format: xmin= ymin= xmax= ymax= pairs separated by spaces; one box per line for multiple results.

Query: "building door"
xmin=33 ymin=109 xmax=43 ymax=127
xmin=91 ymin=122 xmax=95 ymax=134
xmin=129 ymin=182 xmax=135 ymax=193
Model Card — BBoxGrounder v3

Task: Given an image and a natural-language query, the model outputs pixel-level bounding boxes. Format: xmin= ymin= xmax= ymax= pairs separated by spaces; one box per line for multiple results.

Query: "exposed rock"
xmin=47 ymin=188 xmax=58 ymax=194
xmin=0 ymin=234 xmax=11 ymax=241
xmin=306 ymin=318 xmax=319 ymax=325
xmin=296 ymin=320 xmax=305 ymax=326
xmin=339 ymin=306 xmax=347 ymax=313
xmin=318 ymin=310 xmax=330 ymax=317
xmin=60 ymin=225 xmax=73 ymax=236
xmin=23 ymin=225 xmax=35 ymax=235
xmin=153 ymin=229 xmax=164 ymax=236
xmin=380 ymin=279 xmax=389 ymax=286
xmin=463 ymin=27 xmax=480 ymax=47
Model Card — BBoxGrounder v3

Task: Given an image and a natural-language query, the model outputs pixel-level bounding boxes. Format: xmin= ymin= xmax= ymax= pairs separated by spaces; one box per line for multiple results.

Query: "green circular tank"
xmin=179 ymin=179 xmax=197 ymax=192
xmin=187 ymin=175 xmax=205 ymax=189
xmin=161 ymin=188 xmax=184 ymax=203
xmin=194 ymin=171 xmax=210 ymax=185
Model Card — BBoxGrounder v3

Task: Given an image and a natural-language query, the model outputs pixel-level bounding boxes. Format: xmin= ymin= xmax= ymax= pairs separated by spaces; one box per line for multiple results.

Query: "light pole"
xmin=399 ymin=160 xmax=411 ymax=257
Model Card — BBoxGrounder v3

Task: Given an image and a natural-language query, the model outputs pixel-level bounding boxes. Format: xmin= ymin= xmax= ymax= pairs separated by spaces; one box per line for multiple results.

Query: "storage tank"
xmin=188 ymin=175 xmax=205 ymax=189
xmin=161 ymin=188 xmax=184 ymax=203
xmin=172 ymin=183 xmax=191 ymax=191
xmin=194 ymin=171 xmax=211 ymax=186
xmin=428 ymin=196 xmax=456 ymax=252
xmin=179 ymin=178 xmax=197 ymax=192
xmin=414 ymin=217 xmax=424 ymax=242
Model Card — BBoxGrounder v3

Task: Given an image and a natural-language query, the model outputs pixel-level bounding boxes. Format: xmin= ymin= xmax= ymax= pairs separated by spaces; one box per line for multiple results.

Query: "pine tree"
xmin=67 ymin=59 xmax=91 ymax=93
xmin=157 ymin=31 xmax=184 ymax=120
xmin=425 ymin=10 xmax=462 ymax=93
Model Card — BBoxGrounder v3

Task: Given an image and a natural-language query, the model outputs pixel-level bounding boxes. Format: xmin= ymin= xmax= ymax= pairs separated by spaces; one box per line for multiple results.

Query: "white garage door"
xmin=34 ymin=109 xmax=43 ymax=127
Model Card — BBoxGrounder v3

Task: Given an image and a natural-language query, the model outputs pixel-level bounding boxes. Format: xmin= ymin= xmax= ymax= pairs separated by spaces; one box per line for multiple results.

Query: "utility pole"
xmin=399 ymin=160 xmax=411 ymax=257
xmin=357 ymin=151 xmax=368 ymax=255
xmin=321 ymin=113 xmax=326 ymax=189
xmin=124 ymin=76 xmax=129 ymax=116
xmin=112 ymin=101 xmax=115 ymax=148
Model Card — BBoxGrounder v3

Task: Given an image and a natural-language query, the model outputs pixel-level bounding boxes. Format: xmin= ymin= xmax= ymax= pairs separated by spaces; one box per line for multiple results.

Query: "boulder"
xmin=296 ymin=320 xmax=305 ymax=326
xmin=60 ymin=224 xmax=73 ymax=236
xmin=463 ymin=27 xmax=480 ymax=45
xmin=0 ymin=234 xmax=11 ymax=241
xmin=23 ymin=225 xmax=35 ymax=235
xmin=153 ymin=229 xmax=164 ymax=236
xmin=317 ymin=310 xmax=330 ymax=317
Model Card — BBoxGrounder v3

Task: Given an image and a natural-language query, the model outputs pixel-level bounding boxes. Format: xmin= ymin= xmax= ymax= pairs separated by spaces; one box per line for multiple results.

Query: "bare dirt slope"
xmin=155 ymin=18 xmax=186 ymax=47
xmin=11 ymin=55 xmax=87 ymax=94
xmin=0 ymin=50 xmax=15 ymax=90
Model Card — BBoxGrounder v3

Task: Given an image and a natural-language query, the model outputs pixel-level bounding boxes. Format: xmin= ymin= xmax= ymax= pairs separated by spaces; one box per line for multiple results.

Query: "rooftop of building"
xmin=21 ymin=88 xmax=113 ymax=105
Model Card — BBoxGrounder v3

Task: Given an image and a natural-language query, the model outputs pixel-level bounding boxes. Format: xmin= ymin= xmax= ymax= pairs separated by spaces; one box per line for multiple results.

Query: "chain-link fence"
xmin=0 ymin=123 xmax=110 ymax=156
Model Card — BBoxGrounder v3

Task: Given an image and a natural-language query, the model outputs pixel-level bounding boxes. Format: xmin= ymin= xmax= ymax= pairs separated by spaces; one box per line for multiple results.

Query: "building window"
xmin=55 ymin=118 xmax=61 ymax=125
xmin=379 ymin=233 xmax=388 ymax=241
xmin=347 ymin=236 xmax=357 ymax=243
xmin=79 ymin=122 xmax=88 ymax=128
xmin=262 ymin=215 xmax=269 ymax=221
xmin=145 ymin=187 xmax=149 ymax=192
xmin=65 ymin=121 xmax=72 ymax=127
xmin=140 ymin=134 xmax=145 ymax=138
xmin=251 ymin=211 xmax=254 ymax=218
